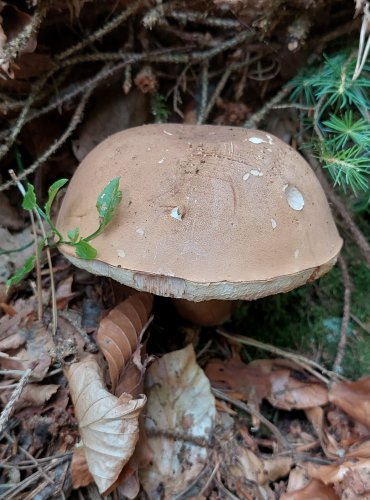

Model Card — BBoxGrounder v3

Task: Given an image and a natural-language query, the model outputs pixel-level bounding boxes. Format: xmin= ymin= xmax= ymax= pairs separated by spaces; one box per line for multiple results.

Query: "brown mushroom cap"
xmin=56 ymin=124 xmax=342 ymax=301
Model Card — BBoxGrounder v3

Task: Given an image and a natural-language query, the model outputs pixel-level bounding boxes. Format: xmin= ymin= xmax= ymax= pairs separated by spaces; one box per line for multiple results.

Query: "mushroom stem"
xmin=173 ymin=299 xmax=236 ymax=326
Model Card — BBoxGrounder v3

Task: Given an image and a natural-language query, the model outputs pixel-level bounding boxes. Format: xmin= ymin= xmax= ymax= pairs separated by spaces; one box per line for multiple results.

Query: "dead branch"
xmin=333 ymin=255 xmax=352 ymax=373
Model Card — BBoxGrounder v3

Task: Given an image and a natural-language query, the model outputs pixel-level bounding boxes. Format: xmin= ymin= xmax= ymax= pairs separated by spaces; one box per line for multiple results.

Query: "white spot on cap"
xmin=170 ymin=207 xmax=183 ymax=220
xmin=271 ymin=218 xmax=277 ymax=229
xmin=248 ymin=136 xmax=265 ymax=144
xmin=163 ymin=130 xmax=173 ymax=135
xmin=282 ymin=184 xmax=288 ymax=192
xmin=243 ymin=173 xmax=250 ymax=181
xmin=250 ymin=169 xmax=263 ymax=177
xmin=294 ymin=249 xmax=300 ymax=259
xmin=158 ymin=158 xmax=165 ymax=164
xmin=117 ymin=249 xmax=126 ymax=258
xmin=266 ymin=134 xmax=273 ymax=144
xmin=136 ymin=228 xmax=145 ymax=236
xmin=286 ymin=185 xmax=305 ymax=211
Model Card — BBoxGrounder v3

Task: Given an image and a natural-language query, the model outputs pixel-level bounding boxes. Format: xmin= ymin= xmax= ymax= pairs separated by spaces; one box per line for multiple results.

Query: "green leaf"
xmin=75 ymin=240 xmax=97 ymax=260
xmin=67 ymin=227 xmax=79 ymax=243
xmin=96 ymin=177 xmax=122 ymax=230
xmin=45 ymin=178 xmax=68 ymax=218
xmin=6 ymin=255 xmax=36 ymax=287
xmin=22 ymin=184 xmax=37 ymax=211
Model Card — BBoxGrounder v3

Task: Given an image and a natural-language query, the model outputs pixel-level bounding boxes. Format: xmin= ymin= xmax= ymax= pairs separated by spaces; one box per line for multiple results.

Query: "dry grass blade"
xmin=96 ymin=293 xmax=153 ymax=392
xmin=66 ymin=354 xmax=146 ymax=495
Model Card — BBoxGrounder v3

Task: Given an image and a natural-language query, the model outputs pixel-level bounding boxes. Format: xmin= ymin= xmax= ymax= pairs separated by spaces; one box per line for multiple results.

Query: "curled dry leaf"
xmin=329 ymin=377 xmax=370 ymax=430
xmin=66 ymin=354 xmax=146 ymax=495
xmin=140 ymin=344 xmax=216 ymax=500
xmin=281 ymin=478 xmax=338 ymax=499
xmin=96 ymin=293 xmax=153 ymax=393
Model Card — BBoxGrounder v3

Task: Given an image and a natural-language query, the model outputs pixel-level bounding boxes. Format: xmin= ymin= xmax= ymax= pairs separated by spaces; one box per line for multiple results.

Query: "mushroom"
xmin=56 ymin=124 xmax=342 ymax=325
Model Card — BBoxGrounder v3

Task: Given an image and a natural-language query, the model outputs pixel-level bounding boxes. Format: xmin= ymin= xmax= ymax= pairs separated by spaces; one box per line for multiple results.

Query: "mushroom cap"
xmin=56 ymin=124 xmax=342 ymax=301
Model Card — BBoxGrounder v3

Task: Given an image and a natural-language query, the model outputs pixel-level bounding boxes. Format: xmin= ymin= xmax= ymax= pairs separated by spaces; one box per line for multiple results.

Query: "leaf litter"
xmin=0 ymin=2 xmax=369 ymax=497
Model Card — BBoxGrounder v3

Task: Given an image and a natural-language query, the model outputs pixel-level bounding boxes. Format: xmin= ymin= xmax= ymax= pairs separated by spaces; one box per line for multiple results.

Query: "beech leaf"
xmin=140 ymin=344 xmax=216 ymax=499
xmin=96 ymin=293 xmax=153 ymax=392
xmin=66 ymin=354 xmax=146 ymax=495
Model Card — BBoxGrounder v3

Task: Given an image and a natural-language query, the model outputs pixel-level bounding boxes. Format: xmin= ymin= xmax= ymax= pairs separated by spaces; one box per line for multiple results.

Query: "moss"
xmin=233 ymin=242 xmax=370 ymax=379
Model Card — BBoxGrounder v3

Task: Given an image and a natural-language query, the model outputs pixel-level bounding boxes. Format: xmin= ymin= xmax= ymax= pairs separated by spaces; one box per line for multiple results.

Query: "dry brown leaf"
xmin=329 ymin=378 xmax=370 ymax=430
xmin=306 ymin=460 xmax=370 ymax=498
xmin=140 ymin=344 xmax=216 ymax=500
xmin=97 ymin=293 xmax=153 ymax=392
xmin=15 ymin=383 xmax=58 ymax=410
xmin=72 ymin=87 xmax=149 ymax=161
xmin=305 ymin=406 xmax=342 ymax=459
xmin=71 ymin=447 xmax=94 ymax=490
xmin=66 ymin=354 xmax=146 ymax=495
xmin=285 ymin=466 xmax=310 ymax=493
xmin=281 ymin=478 xmax=338 ymax=499
xmin=55 ymin=276 xmax=76 ymax=309
xmin=206 ymin=357 xmax=328 ymax=411
xmin=206 ymin=357 xmax=271 ymax=407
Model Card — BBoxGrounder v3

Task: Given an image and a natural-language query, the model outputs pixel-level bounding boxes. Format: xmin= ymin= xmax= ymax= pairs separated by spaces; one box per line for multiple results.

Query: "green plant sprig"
xmin=290 ymin=51 xmax=370 ymax=195
xmin=7 ymin=177 xmax=122 ymax=287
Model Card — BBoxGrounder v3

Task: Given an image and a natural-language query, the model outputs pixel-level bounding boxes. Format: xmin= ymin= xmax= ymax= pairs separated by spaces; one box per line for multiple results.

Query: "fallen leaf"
xmin=206 ymin=357 xmax=271 ymax=407
xmin=96 ymin=293 xmax=153 ymax=392
xmin=140 ymin=344 xmax=216 ymax=499
xmin=66 ymin=354 xmax=146 ymax=495
xmin=206 ymin=357 xmax=328 ymax=410
xmin=55 ymin=276 xmax=76 ymax=309
xmin=71 ymin=447 xmax=94 ymax=490
xmin=285 ymin=466 xmax=310 ymax=493
xmin=305 ymin=406 xmax=342 ymax=459
xmin=281 ymin=478 xmax=338 ymax=499
xmin=306 ymin=460 xmax=370 ymax=498
xmin=329 ymin=378 xmax=370 ymax=430
xmin=15 ymin=384 xmax=58 ymax=410
xmin=72 ymin=87 xmax=149 ymax=161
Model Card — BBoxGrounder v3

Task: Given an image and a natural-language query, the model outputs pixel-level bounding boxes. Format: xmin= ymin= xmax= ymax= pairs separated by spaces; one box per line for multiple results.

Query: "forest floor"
xmin=0 ymin=1 xmax=370 ymax=498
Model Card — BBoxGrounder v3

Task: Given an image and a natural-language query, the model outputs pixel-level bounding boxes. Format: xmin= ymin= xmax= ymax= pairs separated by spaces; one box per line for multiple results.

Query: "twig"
xmin=243 ymin=85 xmax=292 ymax=128
xmin=0 ymin=75 xmax=96 ymax=192
xmin=0 ymin=369 xmax=32 ymax=435
xmin=4 ymin=433 xmax=54 ymax=486
xmin=0 ymin=2 xmax=48 ymax=77
xmin=350 ymin=313 xmax=370 ymax=335
xmin=217 ymin=329 xmax=342 ymax=384
xmin=333 ymin=255 xmax=352 ymax=373
xmin=201 ymin=66 xmax=233 ymax=124
xmin=56 ymin=0 xmax=145 ymax=62
xmin=197 ymin=61 xmax=209 ymax=124
xmin=213 ymin=388 xmax=291 ymax=450
xmin=168 ymin=10 xmax=241 ymax=29
xmin=0 ymin=454 xmax=70 ymax=499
